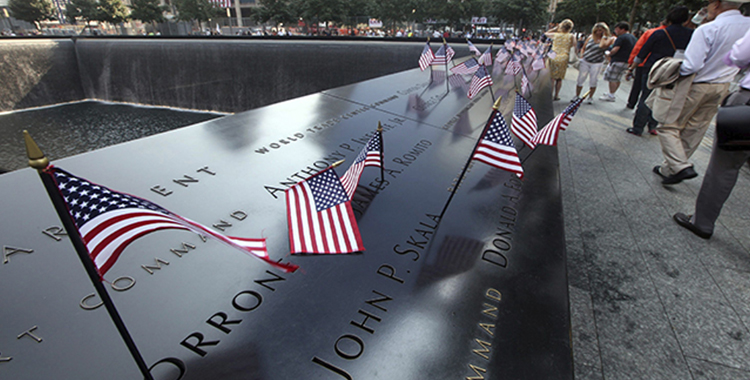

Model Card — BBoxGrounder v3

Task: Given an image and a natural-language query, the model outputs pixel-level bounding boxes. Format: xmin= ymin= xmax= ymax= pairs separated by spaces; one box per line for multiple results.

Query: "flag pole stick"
xmin=24 ymin=131 xmax=155 ymax=380
xmin=377 ymin=122 xmax=385 ymax=190
xmin=443 ymin=38 xmax=449 ymax=93
xmin=438 ymin=96 xmax=502 ymax=220
xmin=428 ymin=37 xmax=434 ymax=85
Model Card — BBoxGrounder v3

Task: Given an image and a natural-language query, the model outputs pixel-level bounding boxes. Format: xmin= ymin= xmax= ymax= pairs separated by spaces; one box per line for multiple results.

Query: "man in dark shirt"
xmin=600 ymin=22 xmax=637 ymax=102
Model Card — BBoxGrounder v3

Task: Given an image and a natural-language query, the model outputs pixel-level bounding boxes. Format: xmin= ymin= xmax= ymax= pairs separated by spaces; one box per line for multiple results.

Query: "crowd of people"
xmin=552 ymin=1 xmax=750 ymax=239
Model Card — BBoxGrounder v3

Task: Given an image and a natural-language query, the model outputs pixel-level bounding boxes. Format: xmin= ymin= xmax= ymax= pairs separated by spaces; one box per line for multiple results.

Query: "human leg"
xmin=680 ymin=83 xmax=729 ymax=160
xmin=627 ymin=66 xmax=643 ymax=108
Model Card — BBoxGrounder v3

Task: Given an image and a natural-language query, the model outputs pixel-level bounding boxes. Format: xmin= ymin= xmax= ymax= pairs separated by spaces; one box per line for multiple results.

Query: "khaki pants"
xmin=656 ymin=82 xmax=730 ymax=175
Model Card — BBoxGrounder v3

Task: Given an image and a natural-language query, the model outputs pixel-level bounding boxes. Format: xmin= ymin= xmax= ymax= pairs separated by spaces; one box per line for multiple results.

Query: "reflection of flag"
xmin=46 ymin=167 xmax=296 ymax=276
xmin=495 ymin=47 xmax=509 ymax=64
xmin=448 ymin=74 xmax=469 ymax=90
xmin=450 ymin=58 xmax=479 ymax=75
xmin=432 ymin=44 xmax=456 ymax=65
xmin=531 ymin=97 xmax=584 ymax=146
xmin=520 ymin=73 xmax=531 ymax=95
xmin=512 ymin=93 xmax=537 ymax=149
xmin=419 ymin=41 xmax=435 ymax=71
xmin=531 ymin=57 xmax=546 ymax=71
xmin=467 ymin=40 xmax=481 ymax=56
xmin=472 ymin=110 xmax=524 ymax=178
xmin=286 ymin=167 xmax=364 ymax=254
xmin=505 ymin=58 xmax=521 ymax=76
xmin=467 ymin=65 xmax=492 ymax=99
xmin=480 ymin=46 xmax=493 ymax=66
xmin=340 ymin=132 xmax=382 ymax=198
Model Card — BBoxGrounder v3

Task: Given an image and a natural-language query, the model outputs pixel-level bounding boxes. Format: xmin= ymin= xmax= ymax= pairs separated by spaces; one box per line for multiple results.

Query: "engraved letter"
xmin=481 ymin=250 xmax=507 ymax=268
xmin=478 ymin=323 xmax=495 ymax=337
xmin=3 ymin=246 xmax=33 ymax=264
xmin=230 ymin=211 xmax=247 ymax=221
xmin=311 ymin=357 xmax=353 ymax=380
xmin=151 ymin=185 xmax=173 ymax=197
xmin=17 ymin=326 xmax=42 ymax=342
xmin=485 ymin=288 xmax=502 ymax=302
xmin=197 ymin=166 xmax=216 ymax=175
xmin=376 ymin=264 xmax=405 ymax=284
xmin=334 ymin=335 xmax=364 ymax=360
xmin=207 ymin=312 xmax=242 ymax=334
xmin=149 ymin=357 xmax=186 ymax=380
xmin=466 ymin=364 xmax=487 ymax=380
xmin=365 ymin=290 xmax=392 ymax=312
xmin=110 ymin=276 xmax=136 ymax=291
xmin=142 ymin=258 xmax=170 ymax=275
xmin=254 ymin=270 xmax=285 ymax=291
xmin=80 ymin=293 xmax=103 ymax=310
xmin=170 ymin=242 xmax=196 ymax=258
xmin=180 ymin=333 xmax=219 ymax=357
xmin=213 ymin=220 xmax=232 ymax=231
xmin=42 ymin=226 xmax=67 ymax=241
xmin=173 ymin=175 xmax=198 ymax=188
xmin=232 ymin=290 xmax=262 ymax=312
xmin=472 ymin=339 xmax=492 ymax=360
xmin=393 ymin=244 xmax=419 ymax=261
xmin=350 ymin=309 xmax=381 ymax=334
xmin=481 ymin=303 xmax=498 ymax=319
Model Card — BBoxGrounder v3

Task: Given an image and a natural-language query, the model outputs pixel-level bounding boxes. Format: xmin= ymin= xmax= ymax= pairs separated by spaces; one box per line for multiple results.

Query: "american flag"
xmin=467 ymin=40 xmax=481 ymax=56
xmin=210 ymin=0 xmax=231 ymax=8
xmin=495 ymin=47 xmax=510 ymax=64
xmin=340 ymin=132 xmax=382 ymax=198
xmin=512 ymin=93 xmax=537 ymax=149
xmin=419 ymin=41 xmax=435 ymax=71
xmin=472 ymin=110 xmax=524 ymax=178
xmin=467 ymin=65 xmax=492 ymax=99
xmin=531 ymin=57 xmax=546 ymax=71
xmin=432 ymin=43 xmax=455 ymax=66
xmin=479 ymin=46 xmax=493 ymax=66
xmin=286 ymin=168 xmax=364 ymax=254
xmin=46 ymin=167 xmax=297 ymax=276
xmin=531 ymin=97 xmax=584 ymax=146
xmin=450 ymin=58 xmax=479 ymax=75
xmin=505 ymin=57 xmax=522 ymax=76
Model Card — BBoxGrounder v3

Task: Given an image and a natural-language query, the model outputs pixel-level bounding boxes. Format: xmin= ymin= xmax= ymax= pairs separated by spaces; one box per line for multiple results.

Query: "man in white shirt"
xmin=673 ymin=27 xmax=750 ymax=238
xmin=654 ymin=0 xmax=750 ymax=185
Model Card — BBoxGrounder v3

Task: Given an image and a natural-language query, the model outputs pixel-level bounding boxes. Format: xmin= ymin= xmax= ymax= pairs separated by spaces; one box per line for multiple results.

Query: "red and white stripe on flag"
xmin=286 ymin=175 xmax=364 ymax=254
xmin=210 ymin=0 xmax=232 ymax=7
xmin=512 ymin=93 xmax=538 ymax=149
xmin=467 ymin=66 xmax=492 ymax=99
xmin=419 ymin=43 xmax=435 ymax=71
xmin=472 ymin=110 xmax=524 ymax=178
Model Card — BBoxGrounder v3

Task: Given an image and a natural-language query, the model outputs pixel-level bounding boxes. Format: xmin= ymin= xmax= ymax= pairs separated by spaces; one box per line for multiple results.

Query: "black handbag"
xmin=716 ymin=97 xmax=750 ymax=151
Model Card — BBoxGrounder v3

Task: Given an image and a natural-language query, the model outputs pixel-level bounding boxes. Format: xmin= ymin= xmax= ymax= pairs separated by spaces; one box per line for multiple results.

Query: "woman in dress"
xmin=545 ymin=19 xmax=576 ymax=100
xmin=575 ymin=22 xmax=610 ymax=103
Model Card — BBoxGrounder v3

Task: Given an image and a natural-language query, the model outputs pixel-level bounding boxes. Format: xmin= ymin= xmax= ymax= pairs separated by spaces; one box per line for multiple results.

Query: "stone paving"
xmin=555 ymin=68 xmax=750 ymax=379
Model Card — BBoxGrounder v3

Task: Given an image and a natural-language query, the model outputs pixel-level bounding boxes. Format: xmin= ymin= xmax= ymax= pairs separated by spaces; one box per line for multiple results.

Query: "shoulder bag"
xmin=716 ymin=96 xmax=750 ymax=151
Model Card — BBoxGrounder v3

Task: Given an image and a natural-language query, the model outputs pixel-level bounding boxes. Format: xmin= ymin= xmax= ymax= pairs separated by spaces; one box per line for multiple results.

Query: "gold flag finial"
xmin=442 ymin=37 xmax=447 ymax=44
xmin=24 ymin=130 xmax=49 ymax=170
xmin=331 ymin=159 xmax=345 ymax=168
xmin=377 ymin=121 xmax=383 ymax=133
xmin=492 ymin=96 xmax=503 ymax=110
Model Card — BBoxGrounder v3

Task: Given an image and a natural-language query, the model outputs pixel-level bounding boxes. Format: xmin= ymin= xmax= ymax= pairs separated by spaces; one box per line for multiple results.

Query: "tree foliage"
xmin=252 ymin=0 xmax=297 ymax=25
xmin=173 ymin=0 xmax=221 ymax=23
xmin=555 ymin=0 xmax=705 ymax=33
xmin=129 ymin=0 xmax=168 ymax=24
xmin=488 ymin=0 xmax=548 ymax=32
xmin=66 ymin=0 xmax=100 ymax=24
xmin=97 ymin=0 xmax=129 ymax=24
xmin=9 ymin=0 xmax=56 ymax=26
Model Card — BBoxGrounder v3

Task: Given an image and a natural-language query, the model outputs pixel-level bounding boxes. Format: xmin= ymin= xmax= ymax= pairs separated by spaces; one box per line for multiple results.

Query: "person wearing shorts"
xmin=600 ymin=22 xmax=636 ymax=102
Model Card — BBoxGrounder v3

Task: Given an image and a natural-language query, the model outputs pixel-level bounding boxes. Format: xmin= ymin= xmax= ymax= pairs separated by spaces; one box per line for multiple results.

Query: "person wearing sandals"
xmin=545 ymin=19 xmax=576 ymax=101
xmin=627 ymin=6 xmax=693 ymax=136
xmin=575 ymin=22 xmax=610 ymax=104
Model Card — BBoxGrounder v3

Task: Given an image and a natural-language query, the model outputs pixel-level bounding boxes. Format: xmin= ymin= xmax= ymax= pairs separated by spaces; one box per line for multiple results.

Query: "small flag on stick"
xmin=472 ymin=109 xmax=524 ymax=178
xmin=419 ymin=41 xmax=435 ymax=71
xmin=467 ymin=39 xmax=481 ymax=56
xmin=340 ymin=130 xmax=383 ymax=198
xmin=450 ymin=57 xmax=480 ymax=75
xmin=286 ymin=164 xmax=364 ymax=254
xmin=511 ymin=93 xmax=538 ymax=149
xmin=531 ymin=97 xmax=584 ymax=146
xmin=467 ymin=65 xmax=492 ymax=99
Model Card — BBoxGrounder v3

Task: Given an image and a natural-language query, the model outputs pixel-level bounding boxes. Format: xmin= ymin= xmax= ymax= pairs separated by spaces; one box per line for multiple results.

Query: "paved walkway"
xmin=556 ymin=68 xmax=750 ymax=379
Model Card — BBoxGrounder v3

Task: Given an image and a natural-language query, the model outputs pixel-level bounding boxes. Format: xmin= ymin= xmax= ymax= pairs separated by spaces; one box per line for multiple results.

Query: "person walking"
xmin=673 ymin=26 xmax=750 ymax=238
xmin=575 ymin=23 xmax=610 ymax=104
xmin=627 ymin=6 xmax=693 ymax=136
xmin=545 ymin=19 xmax=576 ymax=101
xmin=599 ymin=22 xmax=637 ymax=102
xmin=653 ymin=0 xmax=750 ymax=185
xmin=626 ymin=23 xmax=667 ymax=109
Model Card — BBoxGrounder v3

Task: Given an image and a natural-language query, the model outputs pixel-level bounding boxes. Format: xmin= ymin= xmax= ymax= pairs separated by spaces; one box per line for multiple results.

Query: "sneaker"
xmin=586 ymin=98 xmax=593 ymax=104
xmin=599 ymin=94 xmax=616 ymax=102
xmin=626 ymin=128 xmax=642 ymax=136
xmin=648 ymin=129 xmax=658 ymax=136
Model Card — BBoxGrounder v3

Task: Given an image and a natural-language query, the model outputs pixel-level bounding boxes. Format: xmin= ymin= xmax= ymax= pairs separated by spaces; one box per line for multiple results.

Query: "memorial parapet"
xmin=0 ymin=61 xmax=572 ymax=379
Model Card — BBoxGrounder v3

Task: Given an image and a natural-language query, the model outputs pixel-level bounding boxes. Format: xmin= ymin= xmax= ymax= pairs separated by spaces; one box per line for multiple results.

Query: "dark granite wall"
xmin=1 ymin=38 xmax=472 ymax=113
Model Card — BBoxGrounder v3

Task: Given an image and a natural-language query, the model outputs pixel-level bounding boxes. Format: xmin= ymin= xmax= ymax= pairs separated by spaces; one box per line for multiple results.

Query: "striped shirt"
xmin=582 ymin=38 xmax=607 ymax=64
